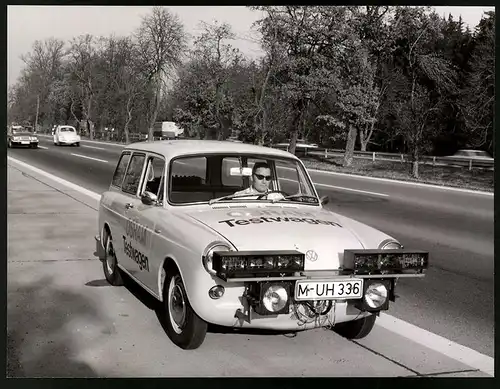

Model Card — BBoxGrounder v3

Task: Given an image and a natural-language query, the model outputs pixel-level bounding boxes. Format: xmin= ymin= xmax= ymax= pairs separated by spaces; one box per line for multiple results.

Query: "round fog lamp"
xmin=208 ymin=285 xmax=225 ymax=299
xmin=262 ymin=285 xmax=288 ymax=312
xmin=364 ymin=283 xmax=388 ymax=309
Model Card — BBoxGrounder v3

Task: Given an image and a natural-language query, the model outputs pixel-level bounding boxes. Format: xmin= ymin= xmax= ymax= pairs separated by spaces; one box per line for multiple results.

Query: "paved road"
xmin=7 ymin=162 xmax=491 ymax=377
xmin=8 ymin=136 xmax=494 ymax=358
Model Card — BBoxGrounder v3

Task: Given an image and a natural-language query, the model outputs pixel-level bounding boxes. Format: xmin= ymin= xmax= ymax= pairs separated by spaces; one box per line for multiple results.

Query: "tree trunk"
xmin=343 ymin=124 xmax=358 ymax=167
xmin=360 ymin=121 xmax=374 ymax=152
xmin=148 ymin=79 xmax=162 ymax=142
xmin=410 ymin=142 xmax=420 ymax=179
xmin=124 ymin=96 xmax=133 ymax=144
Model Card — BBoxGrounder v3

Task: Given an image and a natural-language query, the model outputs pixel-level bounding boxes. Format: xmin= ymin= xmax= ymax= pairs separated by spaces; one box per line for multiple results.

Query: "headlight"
xmin=364 ymin=282 xmax=388 ymax=309
xmin=379 ymin=240 xmax=403 ymax=250
xmin=202 ymin=242 xmax=231 ymax=275
xmin=262 ymin=284 xmax=289 ymax=312
xmin=30 ymin=137 xmax=37 ymax=141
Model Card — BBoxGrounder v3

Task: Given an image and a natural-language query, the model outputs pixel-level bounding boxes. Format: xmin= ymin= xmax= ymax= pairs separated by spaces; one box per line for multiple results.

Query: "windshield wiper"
xmin=208 ymin=193 xmax=257 ymax=205
xmin=280 ymin=194 xmax=319 ymax=204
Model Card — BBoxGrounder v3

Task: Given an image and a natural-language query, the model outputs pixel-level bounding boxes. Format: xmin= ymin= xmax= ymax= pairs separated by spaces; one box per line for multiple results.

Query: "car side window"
xmin=111 ymin=152 xmax=131 ymax=188
xmin=141 ymin=155 xmax=166 ymax=204
xmin=122 ymin=153 xmax=146 ymax=196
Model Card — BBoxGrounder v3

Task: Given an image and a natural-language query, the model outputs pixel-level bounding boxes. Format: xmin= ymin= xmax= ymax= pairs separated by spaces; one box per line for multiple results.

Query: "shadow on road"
xmin=7 ymin=275 xmax=108 ymax=377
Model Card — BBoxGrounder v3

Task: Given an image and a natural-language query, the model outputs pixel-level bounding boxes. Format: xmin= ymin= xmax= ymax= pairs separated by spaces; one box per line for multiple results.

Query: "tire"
xmin=333 ymin=314 xmax=376 ymax=340
xmin=102 ymin=232 xmax=124 ymax=286
xmin=161 ymin=269 xmax=207 ymax=349
xmin=75 ymin=142 xmax=80 ymax=147
xmin=31 ymin=144 xmax=38 ymax=149
xmin=8 ymin=140 xmax=12 ymax=148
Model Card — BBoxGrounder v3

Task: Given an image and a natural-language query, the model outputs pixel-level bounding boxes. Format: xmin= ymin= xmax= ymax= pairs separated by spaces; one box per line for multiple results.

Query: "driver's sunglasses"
xmin=254 ymin=174 xmax=272 ymax=181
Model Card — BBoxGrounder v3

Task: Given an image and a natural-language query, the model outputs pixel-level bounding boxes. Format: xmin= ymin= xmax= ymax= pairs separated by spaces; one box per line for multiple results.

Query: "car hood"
xmin=12 ymin=132 xmax=35 ymax=137
xmin=183 ymin=206 xmax=365 ymax=271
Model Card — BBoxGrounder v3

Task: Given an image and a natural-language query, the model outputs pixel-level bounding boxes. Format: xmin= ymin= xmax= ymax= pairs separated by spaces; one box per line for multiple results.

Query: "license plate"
xmin=21 ymin=141 xmax=29 ymax=144
xmin=294 ymin=279 xmax=363 ymax=301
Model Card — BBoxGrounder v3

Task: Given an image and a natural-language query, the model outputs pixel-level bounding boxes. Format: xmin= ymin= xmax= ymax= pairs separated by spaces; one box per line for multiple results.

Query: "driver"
xmin=234 ymin=162 xmax=272 ymax=195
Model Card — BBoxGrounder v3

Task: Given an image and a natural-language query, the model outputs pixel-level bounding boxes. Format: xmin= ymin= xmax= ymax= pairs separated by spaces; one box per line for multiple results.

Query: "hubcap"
xmin=168 ymin=276 xmax=187 ymax=334
xmin=105 ymin=239 xmax=115 ymax=274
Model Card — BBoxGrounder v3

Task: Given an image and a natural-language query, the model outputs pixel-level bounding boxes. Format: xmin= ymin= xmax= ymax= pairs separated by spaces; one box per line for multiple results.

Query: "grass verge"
xmin=301 ymin=156 xmax=494 ymax=193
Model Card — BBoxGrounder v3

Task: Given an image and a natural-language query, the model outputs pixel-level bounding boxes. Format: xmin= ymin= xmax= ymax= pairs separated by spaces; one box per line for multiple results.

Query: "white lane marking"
xmin=81 ymin=145 xmax=106 ymax=151
xmin=37 ymin=145 xmax=48 ymax=149
xmin=7 ymin=157 xmax=101 ymax=201
xmin=6 ymin=156 xmax=495 ymax=375
xmin=279 ymin=177 xmax=389 ymax=197
xmin=377 ymin=313 xmax=494 ymax=376
xmin=71 ymin=153 xmax=108 ymax=163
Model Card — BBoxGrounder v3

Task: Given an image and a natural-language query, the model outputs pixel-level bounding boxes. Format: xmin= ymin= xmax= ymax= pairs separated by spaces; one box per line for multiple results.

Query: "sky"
xmin=7 ymin=5 xmax=495 ymax=87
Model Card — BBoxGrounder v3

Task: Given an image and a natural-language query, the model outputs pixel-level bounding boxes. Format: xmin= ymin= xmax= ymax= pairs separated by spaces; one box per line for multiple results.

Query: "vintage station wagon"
xmin=95 ymin=140 xmax=429 ymax=349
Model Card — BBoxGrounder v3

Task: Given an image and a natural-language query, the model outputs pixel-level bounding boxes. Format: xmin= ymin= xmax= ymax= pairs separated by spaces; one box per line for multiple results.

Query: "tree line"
xmin=8 ymin=6 xmax=494 ymax=177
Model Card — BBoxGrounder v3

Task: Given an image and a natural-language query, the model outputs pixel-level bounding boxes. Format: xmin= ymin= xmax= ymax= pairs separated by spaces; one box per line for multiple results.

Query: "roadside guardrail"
xmin=271 ymin=145 xmax=494 ymax=171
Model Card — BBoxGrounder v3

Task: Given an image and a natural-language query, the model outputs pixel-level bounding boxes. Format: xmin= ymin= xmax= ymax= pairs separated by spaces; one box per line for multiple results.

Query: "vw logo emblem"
xmin=305 ymin=250 xmax=318 ymax=262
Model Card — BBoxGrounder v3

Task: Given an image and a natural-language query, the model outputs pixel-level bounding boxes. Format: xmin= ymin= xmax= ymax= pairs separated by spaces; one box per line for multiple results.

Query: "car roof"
xmin=124 ymin=139 xmax=299 ymax=160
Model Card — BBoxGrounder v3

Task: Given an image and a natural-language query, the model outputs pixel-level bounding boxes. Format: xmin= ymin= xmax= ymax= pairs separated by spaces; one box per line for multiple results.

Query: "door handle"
xmin=125 ymin=203 xmax=134 ymax=209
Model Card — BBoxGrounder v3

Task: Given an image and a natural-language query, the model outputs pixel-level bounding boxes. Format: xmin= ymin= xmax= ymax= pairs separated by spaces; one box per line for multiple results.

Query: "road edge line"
xmin=6 ymin=156 xmax=495 ymax=376
xmin=306 ymin=168 xmax=494 ymax=196
xmin=377 ymin=313 xmax=494 ymax=376
xmin=7 ymin=156 xmax=102 ymax=201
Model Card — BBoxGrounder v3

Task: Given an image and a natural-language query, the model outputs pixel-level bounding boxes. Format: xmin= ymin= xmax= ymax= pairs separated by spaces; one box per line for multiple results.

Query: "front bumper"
xmin=95 ymin=234 xmax=105 ymax=261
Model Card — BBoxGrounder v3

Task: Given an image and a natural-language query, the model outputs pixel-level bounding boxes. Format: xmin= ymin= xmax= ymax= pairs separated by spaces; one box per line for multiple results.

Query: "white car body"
xmin=95 ymin=140 xmax=428 ymax=349
xmin=53 ymin=125 xmax=81 ymax=146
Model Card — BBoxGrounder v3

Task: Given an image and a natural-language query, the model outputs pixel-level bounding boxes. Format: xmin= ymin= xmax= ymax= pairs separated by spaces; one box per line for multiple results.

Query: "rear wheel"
xmin=161 ymin=269 xmax=207 ymax=349
xmin=102 ymin=232 xmax=124 ymax=286
xmin=333 ymin=314 xmax=376 ymax=339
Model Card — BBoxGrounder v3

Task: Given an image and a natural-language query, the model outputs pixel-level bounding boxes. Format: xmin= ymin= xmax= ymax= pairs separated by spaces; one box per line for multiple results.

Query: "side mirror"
xmin=141 ymin=191 xmax=158 ymax=206
xmin=320 ymin=195 xmax=329 ymax=206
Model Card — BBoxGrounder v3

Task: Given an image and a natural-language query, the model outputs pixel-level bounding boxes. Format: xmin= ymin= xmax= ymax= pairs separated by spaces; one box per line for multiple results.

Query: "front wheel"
xmin=75 ymin=142 xmax=80 ymax=147
xmin=161 ymin=270 xmax=207 ymax=349
xmin=333 ymin=313 xmax=376 ymax=339
xmin=102 ymin=233 xmax=124 ymax=286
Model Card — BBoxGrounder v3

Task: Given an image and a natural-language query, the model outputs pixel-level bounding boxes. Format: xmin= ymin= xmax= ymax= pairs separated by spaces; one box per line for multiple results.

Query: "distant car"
xmin=95 ymin=140 xmax=429 ymax=350
xmin=450 ymin=149 xmax=493 ymax=160
xmin=7 ymin=125 xmax=39 ymax=148
xmin=53 ymin=125 xmax=81 ymax=146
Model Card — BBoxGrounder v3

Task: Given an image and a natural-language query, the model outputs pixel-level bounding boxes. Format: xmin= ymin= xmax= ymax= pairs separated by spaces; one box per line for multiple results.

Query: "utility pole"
xmin=34 ymin=95 xmax=40 ymax=133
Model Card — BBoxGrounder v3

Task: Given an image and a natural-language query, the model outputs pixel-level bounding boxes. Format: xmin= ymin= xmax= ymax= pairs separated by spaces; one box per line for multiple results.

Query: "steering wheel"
xmin=256 ymin=190 xmax=289 ymax=200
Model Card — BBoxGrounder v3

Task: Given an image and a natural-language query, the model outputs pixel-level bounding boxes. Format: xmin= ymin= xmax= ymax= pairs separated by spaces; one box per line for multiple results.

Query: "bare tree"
xmin=135 ymin=6 xmax=188 ymax=141
xmin=67 ymin=34 xmax=100 ymax=139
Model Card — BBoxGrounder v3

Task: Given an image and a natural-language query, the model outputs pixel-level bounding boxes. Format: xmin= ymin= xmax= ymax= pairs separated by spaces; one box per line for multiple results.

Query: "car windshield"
xmin=60 ymin=127 xmax=76 ymax=132
xmin=168 ymin=153 xmax=319 ymax=205
xmin=12 ymin=127 xmax=32 ymax=134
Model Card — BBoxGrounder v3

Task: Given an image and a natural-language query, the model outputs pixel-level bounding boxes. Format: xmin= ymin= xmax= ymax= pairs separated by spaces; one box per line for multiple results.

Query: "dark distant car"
xmin=7 ymin=126 xmax=39 ymax=148
xmin=450 ymin=149 xmax=493 ymax=161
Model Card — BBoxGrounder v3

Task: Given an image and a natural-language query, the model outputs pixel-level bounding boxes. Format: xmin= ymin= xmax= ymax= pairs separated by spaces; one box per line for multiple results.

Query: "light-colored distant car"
xmin=7 ymin=125 xmax=39 ymax=148
xmin=450 ymin=149 xmax=493 ymax=160
xmin=53 ymin=125 xmax=81 ymax=146
xmin=95 ymin=140 xmax=429 ymax=349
